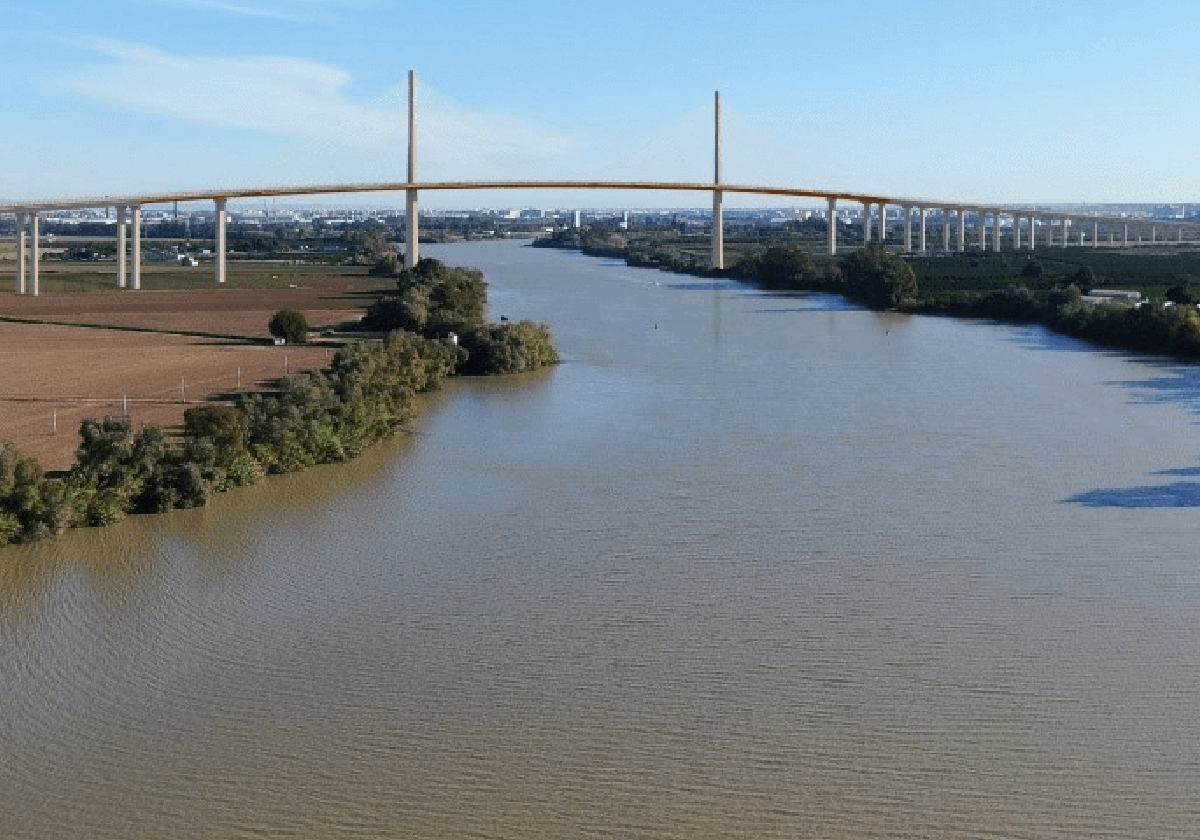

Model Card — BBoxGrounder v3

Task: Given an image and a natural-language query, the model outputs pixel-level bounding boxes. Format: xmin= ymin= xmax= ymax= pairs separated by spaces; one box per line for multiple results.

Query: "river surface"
xmin=3 ymin=239 xmax=1200 ymax=838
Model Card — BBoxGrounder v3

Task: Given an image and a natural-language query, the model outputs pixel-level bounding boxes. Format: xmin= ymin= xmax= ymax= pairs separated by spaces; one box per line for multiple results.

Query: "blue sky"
xmin=3 ymin=0 xmax=1199 ymax=208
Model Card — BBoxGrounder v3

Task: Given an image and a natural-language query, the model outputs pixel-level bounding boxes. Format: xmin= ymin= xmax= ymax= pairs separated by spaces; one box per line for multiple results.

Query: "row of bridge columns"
xmin=10 ymin=201 xmax=230 ymax=295
xmin=809 ymin=200 xmax=1186 ymax=257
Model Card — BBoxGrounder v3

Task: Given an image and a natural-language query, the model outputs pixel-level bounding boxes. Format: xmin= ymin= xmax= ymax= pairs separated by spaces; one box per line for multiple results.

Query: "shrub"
xmin=839 ymin=245 xmax=919 ymax=308
xmin=363 ymin=259 xmax=487 ymax=335
xmin=269 ymin=309 xmax=308 ymax=344
xmin=459 ymin=321 xmax=559 ymax=375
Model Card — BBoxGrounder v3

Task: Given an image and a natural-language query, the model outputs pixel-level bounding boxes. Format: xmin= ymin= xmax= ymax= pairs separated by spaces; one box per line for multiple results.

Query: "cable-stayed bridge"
xmin=3 ymin=73 xmax=1196 ymax=296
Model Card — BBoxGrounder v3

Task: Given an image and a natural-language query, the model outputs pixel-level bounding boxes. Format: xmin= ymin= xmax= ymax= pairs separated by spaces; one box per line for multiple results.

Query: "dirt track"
xmin=0 ymin=272 xmax=384 ymax=471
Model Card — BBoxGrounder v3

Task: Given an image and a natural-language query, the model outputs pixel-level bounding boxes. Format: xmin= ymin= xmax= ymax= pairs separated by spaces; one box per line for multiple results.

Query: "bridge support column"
xmin=827 ymin=198 xmax=837 ymax=255
xmin=903 ymin=206 xmax=912 ymax=252
xmin=406 ymin=190 xmax=419 ymax=268
xmin=1123 ymin=223 xmax=1128 ymax=248
xmin=406 ymin=68 xmax=419 ymax=269
xmin=131 ymin=205 xmax=142 ymax=290
xmin=878 ymin=203 xmax=886 ymax=243
xmin=1093 ymin=221 xmax=1099 ymax=248
xmin=1179 ymin=228 xmax=1184 ymax=244
xmin=1151 ymin=225 xmax=1156 ymax=244
xmin=978 ymin=210 xmax=987 ymax=250
xmin=941 ymin=209 xmax=950 ymax=251
xmin=862 ymin=201 xmax=871 ymax=244
xmin=29 ymin=211 xmax=39 ymax=297
xmin=711 ymin=190 xmax=724 ymax=269
xmin=15 ymin=215 xmax=26 ymax=294
xmin=918 ymin=207 xmax=927 ymax=252
xmin=957 ymin=210 xmax=965 ymax=251
xmin=116 ymin=207 xmax=127 ymax=288
xmin=214 ymin=198 xmax=227 ymax=285
xmin=1013 ymin=216 xmax=1020 ymax=250
xmin=1078 ymin=223 xmax=1084 ymax=247
xmin=993 ymin=210 xmax=1002 ymax=252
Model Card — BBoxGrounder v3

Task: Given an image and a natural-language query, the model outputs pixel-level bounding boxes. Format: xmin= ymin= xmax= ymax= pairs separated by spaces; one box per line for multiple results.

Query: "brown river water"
xmin=3 ymin=239 xmax=1200 ymax=838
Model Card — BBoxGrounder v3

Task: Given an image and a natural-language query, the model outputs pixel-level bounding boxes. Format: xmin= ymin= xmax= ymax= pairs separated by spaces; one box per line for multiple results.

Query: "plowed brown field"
xmin=0 ymin=266 xmax=389 ymax=470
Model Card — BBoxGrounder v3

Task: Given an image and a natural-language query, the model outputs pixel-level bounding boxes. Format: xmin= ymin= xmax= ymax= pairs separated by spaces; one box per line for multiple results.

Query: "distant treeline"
xmin=0 ymin=259 xmax=558 ymax=547
xmin=537 ymin=230 xmax=1200 ymax=359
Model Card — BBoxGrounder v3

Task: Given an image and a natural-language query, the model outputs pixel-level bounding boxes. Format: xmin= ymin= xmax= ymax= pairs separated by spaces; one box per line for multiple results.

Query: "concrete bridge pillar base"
xmin=827 ymin=197 xmax=837 ymax=256
xmin=215 ymin=198 xmax=228 ymax=285
xmin=131 ymin=205 xmax=141 ymax=290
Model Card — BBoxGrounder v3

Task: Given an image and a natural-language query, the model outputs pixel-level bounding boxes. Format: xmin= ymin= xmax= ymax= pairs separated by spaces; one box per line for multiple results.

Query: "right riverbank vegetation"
xmin=537 ymin=227 xmax=1200 ymax=356
xmin=0 ymin=259 xmax=557 ymax=546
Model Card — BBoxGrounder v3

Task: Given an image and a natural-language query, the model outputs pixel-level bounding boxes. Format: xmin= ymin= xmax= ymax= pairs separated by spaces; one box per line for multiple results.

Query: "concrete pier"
xmin=214 ymin=198 xmax=227 ymax=285
xmin=958 ymin=210 xmax=966 ymax=251
xmin=117 ymin=207 xmax=127 ymax=288
xmin=1093 ymin=221 xmax=1099 ymax=248
xmin=1028 ymin=216 xmax=1035 ymax=251
xmin=978 ymin=210 xmax=987 ymax=250
xmin=16 ymin=223 xmax=26 ymax=295
xmin=904 ymin=206 xmax=912 ymax=252
xmin=993 ymin=210 xmax=1002 ymax=252
xmin=131 ymin=205 xmax=142 ymax=290
xmin=919 ymin=207 xmax=927 ymax=252
xmin=406 ymin=69 xmax=419 ymax=269
xmin=827 ymin=198 xmax=837 ymax=255
xmin=942 ymin=209 xmax=950 ymax=251
xmin=878 ymin=203 xmax=886 ymax=243
xmin=29 ymin=212 xmax=39 ymax=296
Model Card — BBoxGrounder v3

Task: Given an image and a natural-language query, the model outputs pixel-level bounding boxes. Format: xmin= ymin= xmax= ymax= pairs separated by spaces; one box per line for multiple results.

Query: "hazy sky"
xmin=3 ymin=0 xmax=1197 ymax=209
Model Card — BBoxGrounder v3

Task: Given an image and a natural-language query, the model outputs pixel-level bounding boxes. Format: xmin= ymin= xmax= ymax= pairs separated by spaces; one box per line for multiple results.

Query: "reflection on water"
xmin=5 ymin=240 xmax=1200 ymax=838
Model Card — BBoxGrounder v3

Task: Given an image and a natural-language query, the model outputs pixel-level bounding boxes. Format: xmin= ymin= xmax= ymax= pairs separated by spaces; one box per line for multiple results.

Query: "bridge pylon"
xmin=406 ymin=69 xmax=419 ymax=269
xmin=711 ymin=91 xmax=723 ymax=271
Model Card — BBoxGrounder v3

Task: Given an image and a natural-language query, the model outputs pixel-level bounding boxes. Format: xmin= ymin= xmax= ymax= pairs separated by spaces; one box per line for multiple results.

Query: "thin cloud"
xmin=61 ymin=39 xmax=583 ymax=179
xmin=131 ymin=0 xmax=359 ymax=23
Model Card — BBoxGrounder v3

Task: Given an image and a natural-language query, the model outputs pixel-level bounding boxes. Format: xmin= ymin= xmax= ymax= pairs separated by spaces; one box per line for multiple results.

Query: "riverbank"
xmin=535 ymin=231 xmax=1200 ymax=359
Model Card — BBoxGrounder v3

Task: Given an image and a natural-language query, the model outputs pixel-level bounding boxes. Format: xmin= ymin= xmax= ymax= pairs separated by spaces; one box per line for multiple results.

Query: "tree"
xmin=839 ymin=245 xmax=919 ymax=308
xmin=1067 ymin=265 xmax=1095 ymax=293
xmin=1166 ymin=277 xmax=1196 ymax=305
xmin=350 ymin=229 xmax=400 ymax=275
xmin=735 ymin=245 xmax=818 ymax=289
xmin=269 ymin=309 xmax=308 ymax=344
xmin=364 ymin=258 xmax=487 ymax=335
xmin=1020 ymin=260 xmax=1044 ymax=280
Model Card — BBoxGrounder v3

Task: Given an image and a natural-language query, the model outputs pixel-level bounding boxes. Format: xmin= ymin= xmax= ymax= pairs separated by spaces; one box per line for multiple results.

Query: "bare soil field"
xmin=0 ymin=263 xmax=391 ymax=470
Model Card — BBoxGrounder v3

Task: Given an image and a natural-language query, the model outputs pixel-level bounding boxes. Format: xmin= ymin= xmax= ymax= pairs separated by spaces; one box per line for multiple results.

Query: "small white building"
xmin=1082 ymin=289 xmax=1143 ymax=307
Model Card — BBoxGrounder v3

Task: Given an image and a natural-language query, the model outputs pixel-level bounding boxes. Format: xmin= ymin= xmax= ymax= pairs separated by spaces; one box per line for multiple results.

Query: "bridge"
xmin=3 ymin=72 xmax=1195 ymax=296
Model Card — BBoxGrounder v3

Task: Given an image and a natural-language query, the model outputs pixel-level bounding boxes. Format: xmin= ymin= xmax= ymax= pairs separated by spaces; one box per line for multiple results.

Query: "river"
xmin=3 ymin=239 xmax=1200 ymax=838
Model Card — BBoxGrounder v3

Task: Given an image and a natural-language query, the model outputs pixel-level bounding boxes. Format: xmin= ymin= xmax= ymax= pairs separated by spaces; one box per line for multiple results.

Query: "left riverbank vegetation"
xmin=536 ymin=228 xmax=1200 ymax=358
xmin=0 ymin=259 xmax=557 ymax=546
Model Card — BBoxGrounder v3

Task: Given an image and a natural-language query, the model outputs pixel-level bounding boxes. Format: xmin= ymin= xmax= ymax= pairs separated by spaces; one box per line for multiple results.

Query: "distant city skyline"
xmin=3 ymin=0 xmax=1199 ymax=208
